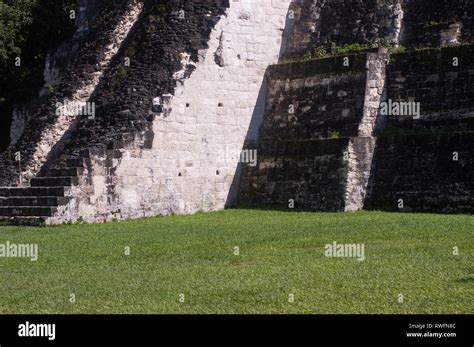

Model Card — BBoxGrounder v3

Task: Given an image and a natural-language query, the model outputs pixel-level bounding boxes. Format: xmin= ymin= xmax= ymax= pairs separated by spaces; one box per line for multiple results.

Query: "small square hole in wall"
xmin=178 ymin=172 xmax=182 ymax=177
xmin=186 ymin=103 xmax=190 ymax=108
xmin=218 ymin=102 xmax=223 ymax=107
xmin=216 ymin=170 xmax=220 ymax=175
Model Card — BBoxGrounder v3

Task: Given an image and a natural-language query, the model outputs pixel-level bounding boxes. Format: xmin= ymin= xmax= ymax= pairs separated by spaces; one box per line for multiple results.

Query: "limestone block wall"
xmin=284 ymin=0 xmax=404 ymax=58
xmin=344 ymin=137 xmax=376 ymax=212
xmin=286 ymin=0 xmax=473 ymax=59
xmin=239 ymin=52 xmax=387 ymax=211
xmin=66 ymin=133 xmax=156 ymax=223
xmin=314 ymin=0 xmax=404 ymax=47
xmin=64 ymin=0 xmax=231 ymax=151
xmin=345 ymin=51 xmax=388 ymax=212
xmin=240 ymin=137 xmax=350 ymax=210
xmin=2 ymin=0 xmax=473 ymax=224
xmin=61 ymin=0 xmax=293 ymax=223
xmin=283 ymin=0 xmax=319 ymax=59
xmin=384 ymin=45 xmax=474 ymax=133
xmin=364 ymin=45 xmax=474 ymax=213
xmin=402 ymin=0 xmax=474 ymax=48
xmin=366 ymin=132 xmax=474 ymax=213
xmin=259 ymin=55 xmax=369 ymax=141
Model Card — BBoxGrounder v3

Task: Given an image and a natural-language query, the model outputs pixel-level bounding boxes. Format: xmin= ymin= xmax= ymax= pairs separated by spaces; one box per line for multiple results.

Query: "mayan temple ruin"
xmin=0 ymin=0 xmax=473 ymax=225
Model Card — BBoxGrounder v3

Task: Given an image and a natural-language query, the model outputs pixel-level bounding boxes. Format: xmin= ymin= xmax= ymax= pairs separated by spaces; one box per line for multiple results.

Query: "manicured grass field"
xmin=0 ymin=210 xmax=472 ymax=314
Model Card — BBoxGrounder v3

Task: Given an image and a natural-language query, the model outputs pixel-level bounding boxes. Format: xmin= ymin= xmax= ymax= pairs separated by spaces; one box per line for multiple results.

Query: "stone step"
xmin=0 ymin=187 xmax=68 ymax=197
xmin=30 ymin=176 xmax=79 ymax=187
xmin=0 ymin=216 xmax=47 ymax=226
xmin=0 ymin=196 xmax=71 ymax=207
xmin=47 ymin=167 xmax=85 ymax=177
xmin=0 ymin=206 xmax=57 ymax=217
xmin=66 ymin=158 xmax=87 ymax=168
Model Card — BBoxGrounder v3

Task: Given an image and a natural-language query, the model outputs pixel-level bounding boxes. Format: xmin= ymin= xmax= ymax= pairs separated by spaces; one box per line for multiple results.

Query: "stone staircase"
xmin=0 ymin=0 xmax=235 ymax=225
xmin=0 ymin=129 xmax=152 ymax=225
xmin=0 ymin=155 xmax=90 ymax=226
xmin=0 ymin=0 xmax=144 ymax=187
xmin=0 ymin=0 xmax=147 ymax=226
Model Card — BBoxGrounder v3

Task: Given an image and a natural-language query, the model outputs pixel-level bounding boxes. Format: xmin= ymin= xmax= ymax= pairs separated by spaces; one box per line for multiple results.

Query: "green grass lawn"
xmin=0 ymin=210 xmax=472 ymax=314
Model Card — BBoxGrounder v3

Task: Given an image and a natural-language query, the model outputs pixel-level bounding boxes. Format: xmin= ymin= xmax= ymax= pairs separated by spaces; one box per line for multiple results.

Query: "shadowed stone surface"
xmin=0 ymin=0 xmax=473 ymax=225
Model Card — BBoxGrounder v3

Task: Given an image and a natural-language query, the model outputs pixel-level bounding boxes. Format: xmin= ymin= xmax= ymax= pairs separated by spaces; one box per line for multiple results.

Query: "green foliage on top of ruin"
xmin=389 ymin=43 xmax=473 ymax=64
xmin=301 ymin=43 xmax=374 ymax=61
xmin=299 ymin=37 xmax=407 ymax=63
